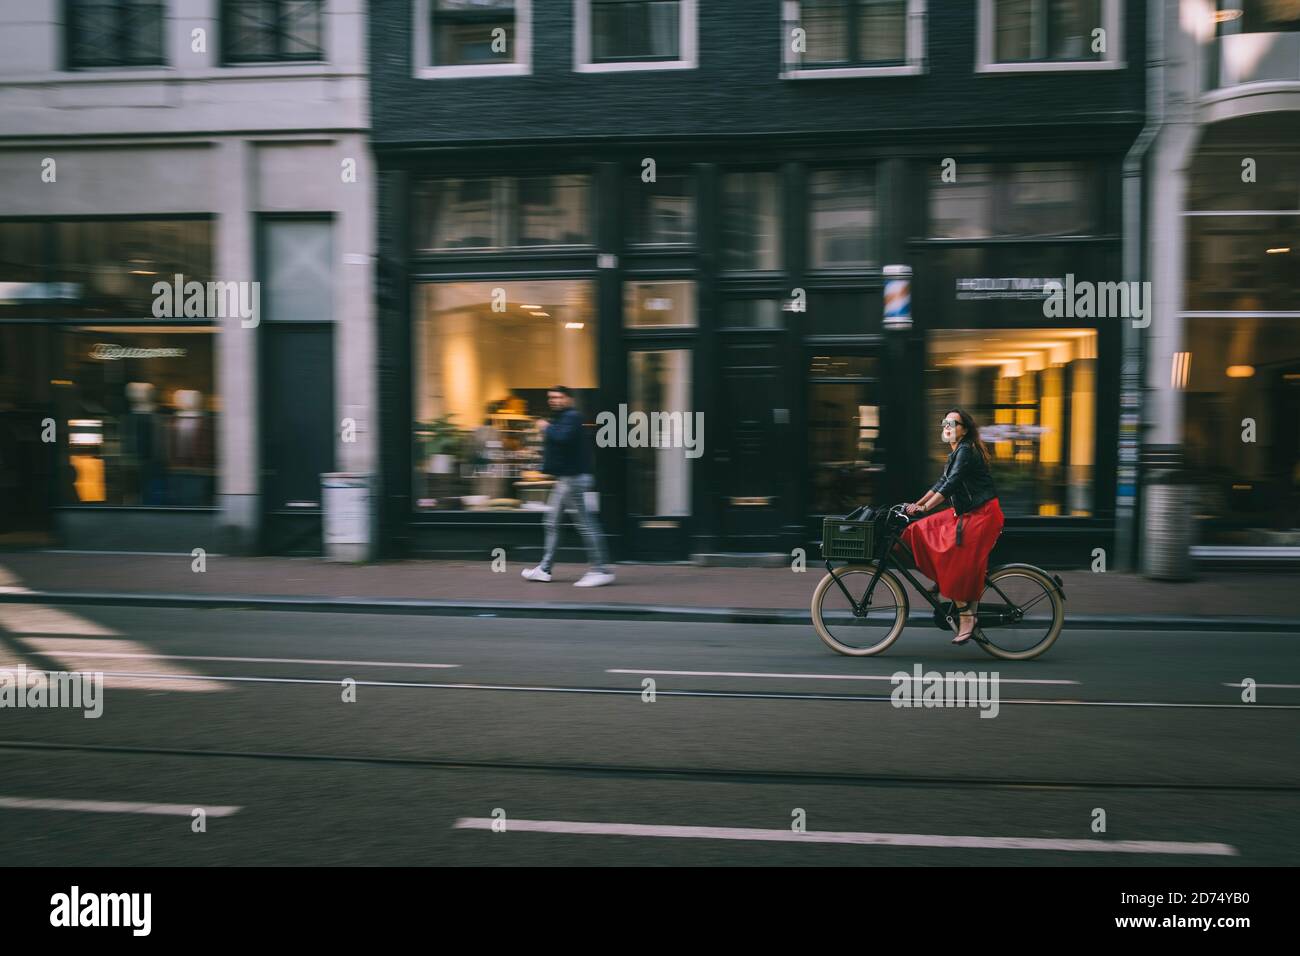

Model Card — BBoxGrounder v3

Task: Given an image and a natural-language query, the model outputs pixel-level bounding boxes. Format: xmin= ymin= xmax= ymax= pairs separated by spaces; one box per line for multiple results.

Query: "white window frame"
xmin=976 ymin=0 xmax=1124 ymax=73
xmin=574 ymin=0 xmax=697 ymax=73
xmin=780 ymin=0 xmax=927 ymax=79
xmin=414 ymin=0 xmax=532 ymax=79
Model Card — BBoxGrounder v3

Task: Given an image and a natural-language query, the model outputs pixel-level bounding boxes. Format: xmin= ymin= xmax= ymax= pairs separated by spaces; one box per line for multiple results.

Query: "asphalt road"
xmin=0 ymin=603 xmax=1296 ymax=866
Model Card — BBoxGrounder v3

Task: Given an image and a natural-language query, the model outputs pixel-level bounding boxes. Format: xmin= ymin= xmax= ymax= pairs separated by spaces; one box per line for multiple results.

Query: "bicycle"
xmin=811 ymin=503 xmax=1067 ymax=660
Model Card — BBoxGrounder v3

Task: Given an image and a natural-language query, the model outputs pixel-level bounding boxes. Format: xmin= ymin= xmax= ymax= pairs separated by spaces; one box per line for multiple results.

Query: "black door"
xmin=261 ymin=324 xmax=334 ymax=554
xmin=718 ymin=336 xmax=789 ymax=552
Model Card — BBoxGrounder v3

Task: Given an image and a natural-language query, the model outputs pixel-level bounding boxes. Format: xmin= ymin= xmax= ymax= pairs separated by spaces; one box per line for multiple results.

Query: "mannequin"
xmin=167 ymin=389 xmax=212 ymax=504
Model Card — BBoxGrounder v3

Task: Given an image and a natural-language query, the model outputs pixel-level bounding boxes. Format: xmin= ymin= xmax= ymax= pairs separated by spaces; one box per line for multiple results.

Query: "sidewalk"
xmin=0 ymin=551 xmax=1294 ymax=629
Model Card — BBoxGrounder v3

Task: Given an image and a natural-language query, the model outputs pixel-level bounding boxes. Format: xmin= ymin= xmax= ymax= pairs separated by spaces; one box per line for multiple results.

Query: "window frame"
xmin=976 ymin=0 xmax=1124 ymax=73
xmin=64 ymin=0 xmax=168 ymax=71
xmin=780 ymin=0 xmax=927 ymax=79
xmin=220 ymin=0 xmax=328 ymax=66
xmin=574 ymin=0 xmax=697 ymax=73
xmin=414 ymin=0 xmax=533 ymax=79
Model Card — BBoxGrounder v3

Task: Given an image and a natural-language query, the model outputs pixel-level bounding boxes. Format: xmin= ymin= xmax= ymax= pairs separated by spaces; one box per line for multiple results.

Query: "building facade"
xmin=1143 ymin=0 xmax=1300 ymax=566
xmin=0 ymin=0 xmax=374 ymax=555
xmin=372 ymin=0 xmax=1146 ymax=567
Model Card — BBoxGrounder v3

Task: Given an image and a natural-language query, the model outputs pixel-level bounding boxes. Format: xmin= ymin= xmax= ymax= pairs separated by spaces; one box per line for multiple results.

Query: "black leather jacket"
xmin=931 ymin=439 xmax=997 ymax=516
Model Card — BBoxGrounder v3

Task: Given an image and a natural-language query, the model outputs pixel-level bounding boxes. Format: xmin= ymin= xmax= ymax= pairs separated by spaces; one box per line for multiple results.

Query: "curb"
xmin=0 ymin=589 xmax=1294 ymax=631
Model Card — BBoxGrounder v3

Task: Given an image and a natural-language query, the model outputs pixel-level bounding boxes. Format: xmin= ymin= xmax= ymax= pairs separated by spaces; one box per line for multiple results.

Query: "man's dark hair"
xmin=549 ymin=385 xmax=572 ymax=396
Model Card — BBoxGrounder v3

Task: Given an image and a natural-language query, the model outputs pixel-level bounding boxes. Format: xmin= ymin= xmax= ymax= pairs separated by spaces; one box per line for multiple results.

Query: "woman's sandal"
xmin=951 ymin=610 xmax=977 ymax=645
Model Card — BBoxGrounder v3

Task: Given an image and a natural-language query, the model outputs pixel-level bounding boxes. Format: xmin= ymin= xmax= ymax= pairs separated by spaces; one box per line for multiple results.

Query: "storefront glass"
xmin=927 ymin=328 xmax=1097 ymax=516
xmin=413 ymin=175 xmax=592 ymax=251
xmin=59 ymin=326 xmax=218 ymax=506
xmin=721 ymin=171 xmax=781 ymax=271
xmin=928 ymin=161 xmax=1096 ymax=240
xmin=628 ymin=349 xmax=692 ymax=517
xmin=1183 ymin=318 xmax=1300 ymax=544
xmin=412 ymin=279 xmax=598 ymax=512
xmin=808 ymin=353 xmax=883 ymax=515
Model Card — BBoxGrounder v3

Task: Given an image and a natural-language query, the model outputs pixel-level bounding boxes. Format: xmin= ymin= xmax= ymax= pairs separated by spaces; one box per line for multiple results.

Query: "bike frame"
xmin=821 ymin=509 xmax=1043 ymax=629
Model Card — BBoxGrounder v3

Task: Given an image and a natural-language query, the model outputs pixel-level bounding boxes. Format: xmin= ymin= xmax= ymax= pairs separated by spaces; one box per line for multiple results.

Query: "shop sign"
xmin=955 ymin=277 xmax=1060 ymax=301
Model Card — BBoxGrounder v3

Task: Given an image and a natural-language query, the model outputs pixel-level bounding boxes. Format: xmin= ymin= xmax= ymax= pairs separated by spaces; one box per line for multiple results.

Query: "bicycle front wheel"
xmin=811 ymin=564 xmax=908 ymax=657
xmin=974 ymin=564 xmax=1065 ymax=661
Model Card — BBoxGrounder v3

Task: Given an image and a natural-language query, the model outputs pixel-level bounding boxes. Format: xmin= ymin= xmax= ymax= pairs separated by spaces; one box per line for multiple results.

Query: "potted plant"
xmin=417 ymin=415 xmax=461 ymax=474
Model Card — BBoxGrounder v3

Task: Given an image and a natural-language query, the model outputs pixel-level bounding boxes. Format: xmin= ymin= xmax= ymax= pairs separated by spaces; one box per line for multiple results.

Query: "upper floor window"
xmin=575 ymin=0 xmax=697 ymax=72
xmin=222 ymin=0 xmax=326 ymax=65
xmin=809 ymin=168 xmax=878 ymax=269
xmin=66 ymin=0 xmax=166 ymax=69
xmin=977 ymin=0 xmax=1123 ymax=72
xmin=927 ymin=161 xmax=1100 ymax=239
xmin=416 ymin=0 xmax=531 ymax=78
xmin=627 ymin=172 xmax=695 ymax=246
xmin=722 ymin=171 xmax=782 ymax=272
xmin=781 ymin=0 xmax=925 ymax=78
xmin=413 ymin=175 xmax=593 ymax=252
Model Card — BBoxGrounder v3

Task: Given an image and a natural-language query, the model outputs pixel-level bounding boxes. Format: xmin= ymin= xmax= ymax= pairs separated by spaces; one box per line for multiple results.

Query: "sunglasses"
xmin=941 ymin=419 xmax=962 ymax=428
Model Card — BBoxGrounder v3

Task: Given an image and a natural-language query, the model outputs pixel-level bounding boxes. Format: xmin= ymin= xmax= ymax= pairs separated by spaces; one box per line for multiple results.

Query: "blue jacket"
xmin=541 ymin=408 xmax=593 ymax=477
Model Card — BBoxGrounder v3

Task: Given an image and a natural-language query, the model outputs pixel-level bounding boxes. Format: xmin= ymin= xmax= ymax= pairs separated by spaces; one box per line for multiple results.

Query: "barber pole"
xmin=883 ymin=264 xmax=912 ymax=330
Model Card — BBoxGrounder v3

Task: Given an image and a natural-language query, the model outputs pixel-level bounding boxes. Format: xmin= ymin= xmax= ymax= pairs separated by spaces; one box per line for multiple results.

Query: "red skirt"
xmin=898 ymin=498 xmax=1004 ymax=603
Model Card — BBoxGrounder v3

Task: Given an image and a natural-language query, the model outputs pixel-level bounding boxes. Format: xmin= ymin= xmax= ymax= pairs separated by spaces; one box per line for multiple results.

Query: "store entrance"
xmin=718 ymin=337 xmax=790 ymax=553
xmin=0 ymin=324 xmax=58 ymax=546
xmin=261 ymin=323 xmax=335 ymax=554
xmin=624 ymin=347 xmax=694 ymax=559
xmin=806 ymin=349 xmax=885 ymax=526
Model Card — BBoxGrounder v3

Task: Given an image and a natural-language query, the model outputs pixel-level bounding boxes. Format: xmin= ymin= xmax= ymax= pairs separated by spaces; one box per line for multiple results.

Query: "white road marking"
xmin=0 ymin=796 xmax=240 ymax=817
xmin=0 ymin=605 xmax=118 ymax=637
xmin=20 ymin=651 xmax=461 ymax=670
xmin=452 ymin=818 xmax=1238 ymax=856
xmin=19 ymin=638 xmax=225 ymax=692
xmin=1223 ymin=682 xmax=1300 ymax=689
xmin=22 ymin=670 xmax=1300 ymax=708
xmin=608 ymin=668 xmax=1079 ymax=685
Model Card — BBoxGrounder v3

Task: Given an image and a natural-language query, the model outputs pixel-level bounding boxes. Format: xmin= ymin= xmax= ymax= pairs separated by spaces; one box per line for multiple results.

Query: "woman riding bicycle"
xmin=901 ymin=408 xmax=1004 ymax=645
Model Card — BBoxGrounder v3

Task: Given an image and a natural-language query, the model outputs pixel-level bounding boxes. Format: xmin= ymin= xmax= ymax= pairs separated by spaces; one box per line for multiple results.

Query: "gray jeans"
xmin=540 ymin=474 xmax=609 ymax=573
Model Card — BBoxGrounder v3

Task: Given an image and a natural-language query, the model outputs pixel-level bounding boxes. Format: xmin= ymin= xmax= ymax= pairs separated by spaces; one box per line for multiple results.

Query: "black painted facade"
xmin=371 ymin=0 xmax=1145 ymax=568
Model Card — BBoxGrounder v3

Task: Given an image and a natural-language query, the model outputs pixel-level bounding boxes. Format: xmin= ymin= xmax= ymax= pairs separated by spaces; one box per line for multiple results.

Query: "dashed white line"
xmin=22 ymin=651 xmax=460 ymax=670
xmin=452 ymin=818 xmax=1238 ymax=856
xmin=0 ymin=796 xmax=240 ymax=817
xmin=608 ymin=668 xmax=1079 ymax=685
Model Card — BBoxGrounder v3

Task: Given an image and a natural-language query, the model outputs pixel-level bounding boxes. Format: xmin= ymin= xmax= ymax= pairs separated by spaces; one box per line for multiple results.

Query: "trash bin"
xmin=1142 ymin=470 xmax=1195 ymax=581
xmin=322 ymin=473 xmax=372 ymax=563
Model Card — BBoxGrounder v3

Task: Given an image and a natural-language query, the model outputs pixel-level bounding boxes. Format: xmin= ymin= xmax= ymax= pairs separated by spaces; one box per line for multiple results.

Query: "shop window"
xmin=625 ymin=280 xmax=696 ymax=328
xmin=412 ymin=280 xmax=597 ymax=512
xmin=721 ymin=172 xmax=782 ymax=272
xmin=808 ymin=353 xmax=883 ymax=514
xmin=927 ymin=328 xmax=1097 ymax=517
xmin=628 ymin=350 xmax=693 ymax=517
xmin=1185 ymin=215 xmax=1300 ymax=313
xmin=59 ymin=327 xmax=218 ymax=507
xmin=782 ymin=0 xmax=924 ymax=76
xmin=978 ymin=0 xmax=1121 ymax=71
xmin=222 ymin=0 xmax=326 ymax=65
xmin=810 ymin=168 xmax=877 ymax=269
xmin=66 ymin=0 xmax=166 ymax=69
xmin=722 ymin=299 xmax=783 ymax=329
xmin=928 ymin=162 xmax=1098 ymax=240
xmin=627 ymin=173 xmax=694 ymax=246
xmin=577 ymin=0 xmax=696 ymax=70
xmin=414 ymin=175 xmax=592 ymax=252
xmin=1183 ymin=317 xmax=1300 ymax=545
xmin=1188 ymin=151 xmax=1300 ymax=212
xmin=51 ymin=219 xmax=214 ymax=320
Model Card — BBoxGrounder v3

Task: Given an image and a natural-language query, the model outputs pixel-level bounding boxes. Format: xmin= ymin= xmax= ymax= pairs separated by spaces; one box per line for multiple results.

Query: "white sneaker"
xmin=574 ymin=570 xmax=615 ymax=588
xmin=521 ymin=566 xmax=552 ymax=582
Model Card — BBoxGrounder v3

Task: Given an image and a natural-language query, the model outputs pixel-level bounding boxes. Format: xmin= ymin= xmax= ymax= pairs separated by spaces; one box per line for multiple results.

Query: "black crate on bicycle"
xmin=821 ymin=505 xmax=884 ymax=562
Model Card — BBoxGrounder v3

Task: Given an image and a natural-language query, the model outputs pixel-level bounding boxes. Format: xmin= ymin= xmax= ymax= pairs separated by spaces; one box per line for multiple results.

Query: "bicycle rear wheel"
xmin=811 ymin=564 xmax=908 ymax=657
xmin=974 ymin=564 xmax=1064 ymax=661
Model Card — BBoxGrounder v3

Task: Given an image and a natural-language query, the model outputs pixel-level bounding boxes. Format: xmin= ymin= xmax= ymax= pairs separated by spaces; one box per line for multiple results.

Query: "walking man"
xmin=522 ymin=386 xmax=615 ymax=587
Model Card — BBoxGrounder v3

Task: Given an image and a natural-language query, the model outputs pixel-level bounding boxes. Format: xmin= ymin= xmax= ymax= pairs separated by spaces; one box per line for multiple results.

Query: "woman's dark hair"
xmin=949 ymin=408 xmax=992 ymax=466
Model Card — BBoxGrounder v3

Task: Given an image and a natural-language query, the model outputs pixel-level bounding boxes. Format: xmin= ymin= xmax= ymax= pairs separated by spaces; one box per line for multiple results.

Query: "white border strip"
xmin=0 ymin=796 xmax=240 ymax=817
xmin=608 ymin=668 xmax=1078 ymax=685
xmin=453 ymin=817 xmax=1237 ymax=855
